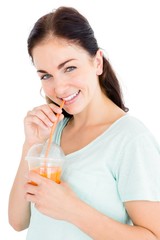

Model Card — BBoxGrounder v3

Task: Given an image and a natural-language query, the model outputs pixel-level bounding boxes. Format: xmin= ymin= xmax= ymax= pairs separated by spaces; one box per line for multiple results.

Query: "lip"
xmin=61 ymin=90 xmax=80 ymax=105
xmin=62 ymin=91 xmax=79 ymax=101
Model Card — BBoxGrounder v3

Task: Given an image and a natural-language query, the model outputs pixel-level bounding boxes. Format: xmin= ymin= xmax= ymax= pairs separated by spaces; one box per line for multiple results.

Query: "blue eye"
xmin=65 ymin=66 xmax=76 ymax=72
xmin=41 ymin=74 xmax=52 ymax=80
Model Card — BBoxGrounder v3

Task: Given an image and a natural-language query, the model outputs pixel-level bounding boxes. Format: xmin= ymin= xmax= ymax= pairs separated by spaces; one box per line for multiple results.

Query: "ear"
xmin=95 ymin=49 xmax=103 ymax=75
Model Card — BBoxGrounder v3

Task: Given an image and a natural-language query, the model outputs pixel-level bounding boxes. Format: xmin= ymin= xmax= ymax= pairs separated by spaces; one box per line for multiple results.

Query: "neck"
xmin=70 ymin=94 xmax=125 ymax=129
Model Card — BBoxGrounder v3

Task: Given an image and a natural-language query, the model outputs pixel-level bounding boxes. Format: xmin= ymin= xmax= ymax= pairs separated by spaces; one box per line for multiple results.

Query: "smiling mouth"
xmin=62 ymin=90 xmax=80 ymax=102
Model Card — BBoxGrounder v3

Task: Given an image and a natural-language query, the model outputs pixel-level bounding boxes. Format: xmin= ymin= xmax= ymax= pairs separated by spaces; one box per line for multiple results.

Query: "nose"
xmin=52 ymin=76 xmax=68 ymax=97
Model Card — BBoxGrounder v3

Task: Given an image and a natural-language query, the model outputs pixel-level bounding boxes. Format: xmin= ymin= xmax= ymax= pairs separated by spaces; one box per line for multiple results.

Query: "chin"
xmin=65 ymin=106 xmax=82 ymax=116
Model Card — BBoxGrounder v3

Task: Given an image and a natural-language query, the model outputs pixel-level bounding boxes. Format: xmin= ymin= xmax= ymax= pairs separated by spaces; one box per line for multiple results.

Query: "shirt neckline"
xmin=58 ymin=114 xmax=129 ymax=158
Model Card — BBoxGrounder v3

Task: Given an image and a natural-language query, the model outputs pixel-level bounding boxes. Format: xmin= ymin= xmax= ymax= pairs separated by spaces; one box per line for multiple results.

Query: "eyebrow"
xmin=37 ymin=58 xmax=76 ymax=73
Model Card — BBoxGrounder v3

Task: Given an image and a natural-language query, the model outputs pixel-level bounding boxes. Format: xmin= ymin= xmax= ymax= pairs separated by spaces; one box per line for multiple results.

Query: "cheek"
xmin=74 ymin=70 xmax=98 ymax=93
xmin=42 ymin=82 xmax=55 ymax=97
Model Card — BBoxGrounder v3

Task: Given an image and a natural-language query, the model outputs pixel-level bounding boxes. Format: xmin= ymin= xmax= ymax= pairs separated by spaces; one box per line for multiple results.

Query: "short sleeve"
xmin=116 ymin=133 xmax=160 ymax=202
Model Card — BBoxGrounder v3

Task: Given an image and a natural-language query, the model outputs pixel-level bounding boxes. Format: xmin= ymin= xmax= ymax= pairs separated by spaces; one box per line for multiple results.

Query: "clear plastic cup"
xmin=25 ymin=142 xmax=65 ymax=184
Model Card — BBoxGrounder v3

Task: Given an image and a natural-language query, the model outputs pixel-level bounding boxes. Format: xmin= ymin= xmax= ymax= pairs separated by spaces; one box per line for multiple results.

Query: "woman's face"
xmin=32 ymin=38 xmax=103 ymax=115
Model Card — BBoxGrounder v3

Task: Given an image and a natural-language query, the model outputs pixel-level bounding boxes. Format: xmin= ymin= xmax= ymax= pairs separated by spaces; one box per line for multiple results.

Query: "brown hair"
xmin=27 ymin=6 xmax=128 ymax=115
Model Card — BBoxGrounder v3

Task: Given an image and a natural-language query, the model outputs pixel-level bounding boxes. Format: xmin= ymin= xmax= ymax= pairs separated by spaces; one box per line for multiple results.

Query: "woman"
xmin=9 ymin=6 xmax=160 ymax=240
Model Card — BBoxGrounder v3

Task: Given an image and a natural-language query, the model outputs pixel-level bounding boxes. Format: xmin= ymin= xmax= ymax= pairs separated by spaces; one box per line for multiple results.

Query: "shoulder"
xmin=115 ymin=115 xmax=160 ymax=166
xmin=114 ymin=117 xmax=160 ymax=202
xmin=111 ymin=114 xmax=160 ymax=166
xmin=115 ymin=114 xmax=158 ymax=142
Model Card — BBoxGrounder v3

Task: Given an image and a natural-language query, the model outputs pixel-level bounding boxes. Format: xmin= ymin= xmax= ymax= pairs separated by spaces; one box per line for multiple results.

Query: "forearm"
xmin=8 ymin=143 xmax=31 ymax=231
xmin=68 ymin=199 xmax=157 ymax=240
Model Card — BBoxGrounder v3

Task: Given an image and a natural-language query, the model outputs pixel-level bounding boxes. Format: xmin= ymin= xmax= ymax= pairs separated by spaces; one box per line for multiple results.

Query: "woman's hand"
xmin=24 ymin=171 xmax=78 ymax=221
xmin=24 ymin=172 xmax=160 ymax=240
xmin=24 ymin=103 xmax=64 ymax=146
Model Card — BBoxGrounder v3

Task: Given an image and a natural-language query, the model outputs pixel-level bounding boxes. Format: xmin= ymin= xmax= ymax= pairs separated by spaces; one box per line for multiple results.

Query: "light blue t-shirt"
xmin=26 ymin=115 xmax=160 ymax=240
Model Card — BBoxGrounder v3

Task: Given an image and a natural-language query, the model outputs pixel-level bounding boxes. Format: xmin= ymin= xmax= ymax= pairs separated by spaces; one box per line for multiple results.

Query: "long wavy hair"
xmin=27 ymin=6 xmax=128 ymax=116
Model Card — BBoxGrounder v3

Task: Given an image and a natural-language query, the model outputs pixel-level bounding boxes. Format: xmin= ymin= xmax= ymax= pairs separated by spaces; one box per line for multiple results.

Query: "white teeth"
xmin=63 ymin=91 xmax=79 ymax=101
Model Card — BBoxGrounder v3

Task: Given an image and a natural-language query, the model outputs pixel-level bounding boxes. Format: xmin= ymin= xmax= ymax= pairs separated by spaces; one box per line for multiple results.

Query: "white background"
xmin=0 ymin=0 xmax=159 ymax=239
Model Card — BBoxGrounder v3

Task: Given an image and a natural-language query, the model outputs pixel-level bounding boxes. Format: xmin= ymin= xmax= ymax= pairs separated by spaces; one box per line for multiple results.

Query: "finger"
xmin=27 ymin=171 xmax=45 ymax=186
xmin=34 ymin=104 xmax=62 ymax=121
xmin=35 ymin=104 xmax=58 ymax=122
xmin=30 ymin=110 xmax=54 ymax=128
xmin=29 ymin=104 xmax=63 ymax=127
xmin=24 ymin=182 xmax=38 ymax=195
xmin=58 ymin=113 xmax=64 ymax=122
xmin=25 ymin=113 xmax=51 ymax=129
xmin=25 ymin=192 xmax=37 ymax=203
xmin=48 ymin=103 xmax=64 ymax=114
xmin=27 ymin=170 xmax=58 ymax=186
xmin=44 ymin=104 xmax=64 ymax=124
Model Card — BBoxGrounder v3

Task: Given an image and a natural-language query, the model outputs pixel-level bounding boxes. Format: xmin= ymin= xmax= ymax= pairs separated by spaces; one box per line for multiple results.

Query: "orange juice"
xmin=30 ymin=166 xmax=62 ymax=185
